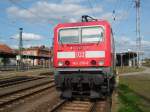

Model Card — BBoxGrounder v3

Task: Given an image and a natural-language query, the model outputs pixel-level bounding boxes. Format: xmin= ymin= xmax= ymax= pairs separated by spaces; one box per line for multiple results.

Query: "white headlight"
xmin=98 ymin=61 xmax=104 ymax=66
xmin=58 ymin=61 xmax=63 ymax=66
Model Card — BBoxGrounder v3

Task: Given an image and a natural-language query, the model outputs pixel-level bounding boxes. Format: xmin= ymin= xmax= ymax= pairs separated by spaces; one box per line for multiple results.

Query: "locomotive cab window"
xmin=59 ymin=28 xmax=79 ymax=44
xmin=81 ymin=26 xmax=104 ymax=43
xmin=59 ymin=26 xmax=104 ymax=44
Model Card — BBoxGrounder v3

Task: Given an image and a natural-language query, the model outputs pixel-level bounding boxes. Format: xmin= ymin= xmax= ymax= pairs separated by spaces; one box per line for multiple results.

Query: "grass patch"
xmin=118 ymin=84 xmax=143 ymax=112
xmin=143 ymin=63 xmax=150 ymax=67
xmin=117 ymin=66 xmax=144 ymax=74
xmin=143 ymin=59 xmax=150 ymax=67
xmin=118 ymin=74 xmax=150 ymax=112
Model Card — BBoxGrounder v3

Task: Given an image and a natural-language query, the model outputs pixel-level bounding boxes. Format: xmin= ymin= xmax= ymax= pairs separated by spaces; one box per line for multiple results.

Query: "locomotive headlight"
xmin=98 ymin=61 xmax=104 ymax=66
xmin=58 ymin=61 xmax=63 ymax=66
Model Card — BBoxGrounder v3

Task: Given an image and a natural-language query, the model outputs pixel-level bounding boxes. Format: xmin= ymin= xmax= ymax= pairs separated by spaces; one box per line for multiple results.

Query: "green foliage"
xmin=117 ymin=66 xmax=144 ymax=74
xmin=118 ymin=84 xmax=143 ymax=112
xmin=143 ymin=58 xmax=150 ymax=67
xmin=118 ymin=74 xmax=150 ymax=112
xmin=0 ymin=58 xmax=10 ymax=65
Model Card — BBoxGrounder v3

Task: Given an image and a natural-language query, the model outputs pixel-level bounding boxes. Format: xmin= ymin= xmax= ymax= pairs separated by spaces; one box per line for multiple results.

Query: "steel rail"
xmin=0 ymin=80 xmax=55 ymax=108
xmin=49 ymin=97 xmax=112 ymax=112
xmin=0 ymin=77 xmax=44 ymax=88
xmin=0 ymin=78 xmax=54 ymax=96
xmin=49 ymin=100 xmax=67 ymax=112
xmin=49 ymin=100 xmax=97 ymax=112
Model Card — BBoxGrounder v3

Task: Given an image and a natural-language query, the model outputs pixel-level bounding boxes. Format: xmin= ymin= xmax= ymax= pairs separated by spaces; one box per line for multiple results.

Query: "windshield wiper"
xmin=97 ymin=33 xmax=103 ymax=45
xmin=60 ymin=39 xmax=64 ymax=46
xmin=97 ymin=37 xmax=102 ymax=45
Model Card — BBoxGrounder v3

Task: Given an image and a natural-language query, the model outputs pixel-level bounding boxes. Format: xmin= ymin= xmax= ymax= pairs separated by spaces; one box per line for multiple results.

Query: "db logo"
xmin=75 ymin=52 xmax=85 ymax=58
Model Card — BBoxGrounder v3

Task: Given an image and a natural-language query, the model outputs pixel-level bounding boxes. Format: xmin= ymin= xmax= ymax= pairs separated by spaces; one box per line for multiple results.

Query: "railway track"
xmin=95 ymin=98 xmax=112 ymax=112
xmin=50 ymin=100 xmax=95 ymax=112
xmin=0 ymin=76 xmax=44 ymax=88
xmin=0 ymin=79 xmax=55 ymax=108
xmin=50 ymin=97 xmax=111 ymax=112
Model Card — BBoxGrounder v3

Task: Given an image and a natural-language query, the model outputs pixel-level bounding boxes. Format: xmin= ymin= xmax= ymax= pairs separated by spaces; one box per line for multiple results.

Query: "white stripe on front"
xmin=57 ymin=52 xmax=75 ymax=58
xmin=85 ymin=51 xmax=105 ymax=58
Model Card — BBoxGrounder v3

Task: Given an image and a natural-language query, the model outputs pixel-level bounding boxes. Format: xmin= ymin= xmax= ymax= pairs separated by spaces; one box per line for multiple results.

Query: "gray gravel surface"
xmin=120 ymin=67 xmax=150 ymax=76
xmin=11 ymin=88 xmax=60 ymax=112
xmin=0 ymin=77 xmax=52 ymax=96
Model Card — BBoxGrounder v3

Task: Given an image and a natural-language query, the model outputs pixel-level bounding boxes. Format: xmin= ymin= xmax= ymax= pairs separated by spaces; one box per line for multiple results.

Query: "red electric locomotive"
xmin=53 ymin=15 xmax=116 ymax=99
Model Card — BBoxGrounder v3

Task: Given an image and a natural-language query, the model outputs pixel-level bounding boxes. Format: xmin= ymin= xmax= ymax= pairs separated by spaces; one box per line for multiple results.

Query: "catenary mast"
xmin=135 ymin=0 xmax=141 ymax=67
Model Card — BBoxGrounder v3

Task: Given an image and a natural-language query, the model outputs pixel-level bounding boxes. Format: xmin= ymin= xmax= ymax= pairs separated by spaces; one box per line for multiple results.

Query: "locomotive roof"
xmin=55 ymin=20 xmax=111 ymax=28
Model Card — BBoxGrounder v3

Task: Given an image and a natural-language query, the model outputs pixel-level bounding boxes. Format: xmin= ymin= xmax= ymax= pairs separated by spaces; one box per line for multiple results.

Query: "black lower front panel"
xmin=54 ymin=71 xmax=115 ymax=99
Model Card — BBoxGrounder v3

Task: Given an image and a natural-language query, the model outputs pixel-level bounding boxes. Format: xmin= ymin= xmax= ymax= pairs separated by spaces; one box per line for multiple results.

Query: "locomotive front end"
xmin=53 ymin=19 xmax=115 ymax=99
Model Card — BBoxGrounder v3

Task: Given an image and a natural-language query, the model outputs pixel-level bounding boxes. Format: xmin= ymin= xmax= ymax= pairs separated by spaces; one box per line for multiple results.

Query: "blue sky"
xmin=0 ymin=0 xmax=150 ymax=57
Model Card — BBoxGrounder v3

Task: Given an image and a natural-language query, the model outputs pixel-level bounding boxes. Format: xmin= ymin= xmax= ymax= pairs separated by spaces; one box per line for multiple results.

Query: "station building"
xmin=0 ymin=43 xmax=52 ymax=68
xmin=116 ymin=52 xmax=137 ymax=67
xmin=21 ymin=46 xmax=52 ymax=67
xmin=0 ymin=44 xmax=16 ymax=66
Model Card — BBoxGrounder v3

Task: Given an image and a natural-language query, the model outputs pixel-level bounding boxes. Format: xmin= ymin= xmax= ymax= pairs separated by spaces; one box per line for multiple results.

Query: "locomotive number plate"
xmin=75 ymin=52 xmax=85 ymax=58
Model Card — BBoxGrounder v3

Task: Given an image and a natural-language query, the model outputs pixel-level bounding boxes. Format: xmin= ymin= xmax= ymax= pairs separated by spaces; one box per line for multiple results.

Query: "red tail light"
xmin=91 ymin=60 xmax=96 ymax=65
xmin=65 ymin=60 xmax=70 ymax=65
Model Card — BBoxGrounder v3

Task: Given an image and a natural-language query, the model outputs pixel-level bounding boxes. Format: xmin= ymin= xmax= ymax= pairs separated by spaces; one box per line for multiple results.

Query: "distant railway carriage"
xmin=53 ymin=15 xmax=116 ymax=99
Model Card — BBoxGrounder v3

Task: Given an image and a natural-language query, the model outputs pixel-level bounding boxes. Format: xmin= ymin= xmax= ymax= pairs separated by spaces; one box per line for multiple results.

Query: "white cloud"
xmin=12 ymin=32 xmax=44 ymax=41
xmin=10 ymin=43 xmax=44 ymax=49
xmin=116 ymin=11 xmax=129 ymax=21
xmin=142 ymin=40 xmax=150 ymax=47
xmin=23 ymin=44 xmax=46 ymax=48
xmin=6 ymin=1 xmax=103 ymax=24
xmin=115 ymin=36 xmax=136 ymax=52
xmin=116 ymin=37 xmax=150 ymax=49
xmin=10 ymin=45 xmax=18 ymax=49
xmin=101 ymin=12 xmax=113 ymax=20
xmin=69 ymin=18 xmax=78 ymax=22
xmin=115 ymin=36 xmax=150 ymax=57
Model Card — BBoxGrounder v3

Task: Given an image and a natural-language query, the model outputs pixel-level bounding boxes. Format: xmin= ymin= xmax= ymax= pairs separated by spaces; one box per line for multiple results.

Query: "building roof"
xmin=22 ymin=45 xmax=50 ymax=51
xmin=0 ymin=43 xmax=13 ymax=54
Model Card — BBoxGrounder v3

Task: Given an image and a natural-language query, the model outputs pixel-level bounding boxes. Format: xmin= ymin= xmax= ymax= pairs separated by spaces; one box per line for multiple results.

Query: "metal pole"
xmin=135 ymin=0 xmax=141 ymax=67
xmin=129 ymin=52 xmax=130 ymax=66
xmin=49 ymin=48 xmax=51 ymax=69
xmin=121 ymin=54 xmax=123 ymax=68
xmin=19 ymin=28 xmax=23 ymax=70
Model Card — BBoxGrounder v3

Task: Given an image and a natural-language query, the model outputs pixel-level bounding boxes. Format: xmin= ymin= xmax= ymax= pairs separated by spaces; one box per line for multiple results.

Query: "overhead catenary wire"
xmin=87 ymin=0 xmax=97 ymax=17
xmin=8 ymin=0 xmax=55 ymax=25
xmin=112 ymin=0 xmax=138 ymax=53
xmin=6 ymin=1 xmax=46 ymax=30
xmin=7 ymin=0 xmax=54 ymax=34
xmin=90 ymin=0 xmax=100 ymax=18
xmin=112 ymin=0 xmax=135 ymax=29
xmin=0 ymin=3 xmax=53 ymax=49
xmin=113 ymin=0 xmax=134 ymax=22
xmin=8 ymin=0 xmax=40 ymax=18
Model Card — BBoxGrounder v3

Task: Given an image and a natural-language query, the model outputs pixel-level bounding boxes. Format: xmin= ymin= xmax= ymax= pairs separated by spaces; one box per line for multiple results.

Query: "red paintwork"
xmin=53 ymin=20 xmax=112 ymax=68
